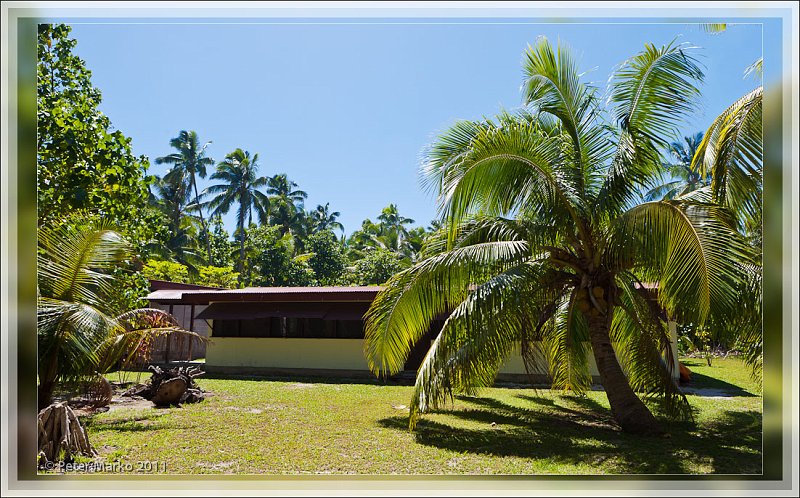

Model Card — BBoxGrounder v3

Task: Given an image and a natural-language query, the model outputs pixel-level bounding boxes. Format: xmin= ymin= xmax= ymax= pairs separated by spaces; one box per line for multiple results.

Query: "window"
xmin=213 ymin=318 xmax=365 ymax=339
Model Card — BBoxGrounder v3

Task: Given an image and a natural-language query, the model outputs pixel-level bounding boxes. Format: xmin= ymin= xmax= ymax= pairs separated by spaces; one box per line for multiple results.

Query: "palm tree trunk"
xmin=585 ymin=306 xmax=663 ymax=435
xmin=192 ymin=177 xmax=212 ymax=264
xmin=38 ymin=352 xmax=59 ymax=410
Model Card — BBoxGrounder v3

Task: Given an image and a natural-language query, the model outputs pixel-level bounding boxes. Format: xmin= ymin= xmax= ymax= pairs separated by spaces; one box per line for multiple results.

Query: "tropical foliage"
xmin=155 ymin=131 xmax=215 ymax=261
xmin=690 ymin=59 xmax=763 ymax=383
xmin=37 ymin=24 xmax=160 ymax=249
xmin=203 ymin=149 xmax=271 ymax=280
xmin=37 ymin=221 xmax=199 ymax=408
xmin=645 ymin=132 xmax=710 ymax=201
xmin=363 ymin=38 xmax=758 ymax=435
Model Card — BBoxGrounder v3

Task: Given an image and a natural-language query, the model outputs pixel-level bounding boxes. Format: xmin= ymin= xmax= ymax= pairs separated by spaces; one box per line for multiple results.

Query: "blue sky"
xmin=65 ymin=20 xmax=763 ymax=236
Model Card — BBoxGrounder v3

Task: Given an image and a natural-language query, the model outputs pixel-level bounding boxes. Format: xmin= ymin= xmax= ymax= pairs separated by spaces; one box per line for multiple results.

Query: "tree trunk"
xmin=192 ymin=177 xmax=212 ymax=264
xmin=585 ymin=305 xmax=663 ymax=435
xmin=38 ymin=351 xmax=59 ymax=410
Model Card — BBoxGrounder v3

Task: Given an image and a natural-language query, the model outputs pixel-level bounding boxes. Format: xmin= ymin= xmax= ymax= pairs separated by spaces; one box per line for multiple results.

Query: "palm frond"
xmin=540 ymin=291 xmax=593 ymax=393
xmin=407 ymin=261 xmax=565 ymax=428
xmin=609 ymin=201 xmax=753 ymax=326
xmin=612 ymin=273 xmax=691 ymax=419
xmin=364 ymin=238 xmax=532 ymax=377
xmin=601 ymin=41 xmax=704 ymax=214
xmin=691 ymin=86 xmax=762 ymax=226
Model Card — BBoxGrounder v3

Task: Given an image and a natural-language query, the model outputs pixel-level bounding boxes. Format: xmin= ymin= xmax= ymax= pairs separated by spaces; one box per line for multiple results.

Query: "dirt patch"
xmin=285 ymin=383 xmax=317 ymax=390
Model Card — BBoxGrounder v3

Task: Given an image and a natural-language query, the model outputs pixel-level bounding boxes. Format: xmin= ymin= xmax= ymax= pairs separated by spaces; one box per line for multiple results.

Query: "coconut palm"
xmin=203 ymin=149 xmax=270 ymax=277
xmin=267 ymin=174 xmax=308 ymax=236
xmin=309 ymin=203 xmax=344 ymax=234
xmin=364 ymin=38 xmax=756 ymax=435
xmin=37 ymin=220 xmax=199 ymax=408
xmin=644 ymin=132 xmax=710 ymax=201
xmin=148 ymin=174 xmax=203 ymax=268
xmin=155 ymin=131 xmax=214 ymax=261
xmin=378 ymin=204 xmax=414 ymax=244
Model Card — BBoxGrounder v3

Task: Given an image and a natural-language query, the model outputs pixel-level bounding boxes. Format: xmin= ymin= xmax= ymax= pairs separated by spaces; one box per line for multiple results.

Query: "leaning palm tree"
xmin=155 ymin=131 xmax=214 ymax=261
xmin=364 ymin=38 xmax=756 ymax=435
xmin=644 ymin=132 xmax=710 ymax=201
xmin=203 ymin=149 xmax=270 ymax=278
xmin=37 ymin=220 xmax=201 ymax=409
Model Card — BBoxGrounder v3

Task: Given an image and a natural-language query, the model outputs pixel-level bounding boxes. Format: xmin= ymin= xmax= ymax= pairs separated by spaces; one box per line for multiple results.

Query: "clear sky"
xmin=65 ymin=20 xmax=763 ymax=236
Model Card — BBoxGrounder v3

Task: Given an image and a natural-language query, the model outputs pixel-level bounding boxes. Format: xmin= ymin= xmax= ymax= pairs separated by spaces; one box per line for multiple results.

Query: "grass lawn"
xmin=74 ymin=357 xmax=761 ymax=475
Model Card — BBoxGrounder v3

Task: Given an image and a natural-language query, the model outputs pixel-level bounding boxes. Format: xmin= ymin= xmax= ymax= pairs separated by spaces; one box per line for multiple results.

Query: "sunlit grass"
xmin=72 ymin=357 xmax=761 ymax=475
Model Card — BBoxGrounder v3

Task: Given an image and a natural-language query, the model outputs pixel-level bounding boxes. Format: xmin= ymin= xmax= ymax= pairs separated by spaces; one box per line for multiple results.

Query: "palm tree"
xmin=155 ymin=131 xmax=214 ymax=261
xmin=149 ymin=174 xmax=203 ymax=267
xmin=644 ymin=132 xmax=710 ymax=201
xmin=37 ymin=220 xmax=199 ymax=408
xmin=363 ymin=38 xmax=756 ymax=435
xmin=691 ymin=66 xmax=763 ymax=382
xmin=309 ymin=203 xmax=344 ymax=233
xmin=378 ymin=204 xmax=414 ymax=244
xmin=203 ymin=149 xmax=270 ymax=278
xmin=267 ymin=174 xmax=308 ymax=236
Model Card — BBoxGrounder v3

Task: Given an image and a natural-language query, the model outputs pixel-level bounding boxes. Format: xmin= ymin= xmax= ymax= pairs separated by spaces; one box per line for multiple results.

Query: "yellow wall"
xmin=206 ymin=337 xmax=599 ymax=376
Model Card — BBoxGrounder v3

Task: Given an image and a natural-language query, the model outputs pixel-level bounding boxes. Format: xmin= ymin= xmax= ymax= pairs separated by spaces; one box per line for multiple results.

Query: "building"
xmin=147 ymin=284 xmax=679 ymax=382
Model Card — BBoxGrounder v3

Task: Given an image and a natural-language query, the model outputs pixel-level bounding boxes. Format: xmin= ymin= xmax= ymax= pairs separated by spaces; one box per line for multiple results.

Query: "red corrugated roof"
xmin=148 ymin=286 xmax=383 ymax=304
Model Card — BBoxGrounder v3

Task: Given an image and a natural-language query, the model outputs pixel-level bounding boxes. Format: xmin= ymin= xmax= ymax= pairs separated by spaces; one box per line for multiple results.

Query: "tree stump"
xmin=151 ymin=377 xmax=187 ymax=406
xmin=124 ymin=365 xmax=206 ymax=407
xmin=37 ymin=402 xmax=97 ymax=465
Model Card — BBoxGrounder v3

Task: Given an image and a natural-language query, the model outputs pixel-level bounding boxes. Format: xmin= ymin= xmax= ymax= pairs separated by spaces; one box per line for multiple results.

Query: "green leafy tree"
xmin=306 ymin=230 xmax=347 ymax=285
xmin=204 ymin=149 xmax=271 ymax=280
xmin=148 ymin=174 xmax=203 ymax=268
xmin=342 ymin=248 xmax=406 ymax=285
xmin=197 ymin=266 xmax=240 ymax=289
xmin=204 ymin=215 xmax=235 ymax=268
xmin=346 ymin=205 xmax=421 ymax=264
xmin=155 ymin=131 xmax=214 ymax=260
xmin=364 ymin=38 xmax=756 ymax=435
xmin=37 ymin=24 xmax=156 ymax=247
xmin=245 ymin=225 xmax=315 ymax=287
xmin=141 ymin=260 xmax=191 ymax=283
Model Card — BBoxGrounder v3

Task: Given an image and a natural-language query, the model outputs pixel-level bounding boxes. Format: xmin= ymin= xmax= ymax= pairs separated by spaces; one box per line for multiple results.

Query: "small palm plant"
xmin=37 ymin=219 xmax=202 ymax=409
xmin=364 ymin=38 xmax=757 ymax=435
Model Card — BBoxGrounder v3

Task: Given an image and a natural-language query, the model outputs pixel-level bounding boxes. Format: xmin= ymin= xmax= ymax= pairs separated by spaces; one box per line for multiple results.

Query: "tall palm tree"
xmin=37 ymin=220 xmax=199 ymax=408
xmin=309 ymin=203 xmax=344 ymax=233
xmin=155 ymin=131 xmax=214 ymax=261
xmin=267 ymin=174 xmax=308 ymax=236
xmin=364 ymin=38 xmax=756 ymax=435
xmin=644 ymin=132 xmax=710 ymax=201
xmin=203 ymin=149 xmax=270 ymax=277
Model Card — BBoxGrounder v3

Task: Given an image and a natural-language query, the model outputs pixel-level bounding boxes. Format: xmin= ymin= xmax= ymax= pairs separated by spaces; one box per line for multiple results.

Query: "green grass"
xmin=74 ymin=357 xmax=761 ymax=475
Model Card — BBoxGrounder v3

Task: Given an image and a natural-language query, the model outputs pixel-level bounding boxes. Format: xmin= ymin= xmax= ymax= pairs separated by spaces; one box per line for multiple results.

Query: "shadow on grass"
xmin=680 ymin=373 xmax=756 ymax=397
xmin=377 ymin=395 xmax=762 ymax=474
